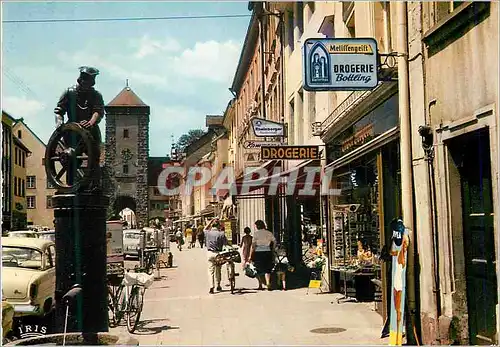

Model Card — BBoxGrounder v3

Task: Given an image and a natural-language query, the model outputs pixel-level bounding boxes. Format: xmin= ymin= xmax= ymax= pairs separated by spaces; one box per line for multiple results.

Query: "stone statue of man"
xmin=54 ymin=66 xmax=105 ymax=145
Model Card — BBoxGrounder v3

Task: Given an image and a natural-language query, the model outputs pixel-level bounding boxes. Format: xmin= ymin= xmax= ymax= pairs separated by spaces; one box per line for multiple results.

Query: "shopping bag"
xmin=244 ymin=263 xmax=257 ymax=278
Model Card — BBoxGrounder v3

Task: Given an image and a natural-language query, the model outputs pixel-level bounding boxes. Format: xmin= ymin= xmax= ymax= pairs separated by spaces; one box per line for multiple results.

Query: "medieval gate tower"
xmin=104 ymin=84 xmax=150 ymax=225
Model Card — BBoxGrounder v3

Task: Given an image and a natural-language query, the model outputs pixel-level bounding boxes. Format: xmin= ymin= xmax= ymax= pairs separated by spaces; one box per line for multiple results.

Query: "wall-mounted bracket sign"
xmin=261 ymin=145 xmax=320 ymax=160
xmin=251 ymin=117 xmax=285 ymax=137
xmin=303 ymin=38 xmax=378 ymax=91
xmin=243 ymin=140 xmax=283 ymax=149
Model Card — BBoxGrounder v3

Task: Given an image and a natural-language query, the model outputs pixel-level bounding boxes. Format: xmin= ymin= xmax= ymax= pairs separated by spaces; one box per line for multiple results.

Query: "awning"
xmin=230 ymin=160 xmax=280 ymax=195
xmin=233 ymin=159 xmax=322 ymax=196
xmin=200 ymin=205 xmax=215 ymax=216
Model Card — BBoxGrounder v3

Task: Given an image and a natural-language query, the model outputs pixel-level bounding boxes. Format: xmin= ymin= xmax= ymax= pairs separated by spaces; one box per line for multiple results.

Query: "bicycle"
xmin=214 ymin=246 xmax=241 ymax=294
xmin=140 ymin=248 xmax=159 ymax=275
xmin=107 ymin=276 xmax=126 ymax=328
xmin=107 ymin=269 xmax=154 ymax=333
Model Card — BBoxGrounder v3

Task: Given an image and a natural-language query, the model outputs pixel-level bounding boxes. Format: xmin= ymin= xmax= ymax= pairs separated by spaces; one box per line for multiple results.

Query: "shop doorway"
xmin=449 ymin=129 xmax=497 ymax=345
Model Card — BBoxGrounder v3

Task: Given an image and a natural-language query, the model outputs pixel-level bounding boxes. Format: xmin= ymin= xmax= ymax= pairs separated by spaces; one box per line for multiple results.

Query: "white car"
xmin=123 ymin=230 xmax=141 ymax=258
xmin=1 ymin=237 xmax=56 ymax=317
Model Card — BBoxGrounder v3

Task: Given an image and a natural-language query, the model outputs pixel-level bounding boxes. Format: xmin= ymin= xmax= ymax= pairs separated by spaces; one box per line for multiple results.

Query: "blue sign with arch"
xmin=303 ymin=38 xmax=378 ymax=91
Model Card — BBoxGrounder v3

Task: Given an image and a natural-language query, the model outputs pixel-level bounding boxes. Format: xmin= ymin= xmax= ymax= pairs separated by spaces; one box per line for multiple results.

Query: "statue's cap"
xmin=78 ymin=66 xmax=99 ymax=76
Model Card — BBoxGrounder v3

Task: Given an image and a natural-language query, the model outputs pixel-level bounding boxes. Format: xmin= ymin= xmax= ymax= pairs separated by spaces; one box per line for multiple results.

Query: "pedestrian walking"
xmin=250 ymin=220 xmax=276 ymax=291
xmin=175 ymin=227 xmax=183 ymax=251
xmin=197 ymin=222 xmax=205 ymax=248
xmin=185 ymin=225 xmax=194 ymax=249
xmin=204 ymin=218 xmax=227 ymax=294
xmin=239 ymin=227 xmax=252 ymax=268
xmin=191 ymin=224 xmax=197 ymax=248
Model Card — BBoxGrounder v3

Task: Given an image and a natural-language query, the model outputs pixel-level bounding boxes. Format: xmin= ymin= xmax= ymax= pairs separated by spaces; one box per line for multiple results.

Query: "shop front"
xmin=322 ymin=87 xmax=400 ymax=321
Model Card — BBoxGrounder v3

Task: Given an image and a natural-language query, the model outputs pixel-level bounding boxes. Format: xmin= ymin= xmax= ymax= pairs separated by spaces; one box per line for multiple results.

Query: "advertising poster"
xmin=389 ymin=219 xmax=410 ymax=346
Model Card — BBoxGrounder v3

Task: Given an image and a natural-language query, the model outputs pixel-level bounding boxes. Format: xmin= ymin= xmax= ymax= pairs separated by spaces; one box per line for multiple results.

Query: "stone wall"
xmin=135 ymin=113 xmax=149 ymax=225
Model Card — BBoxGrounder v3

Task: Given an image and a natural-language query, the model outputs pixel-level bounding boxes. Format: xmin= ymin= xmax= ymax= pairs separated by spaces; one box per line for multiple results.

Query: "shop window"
xmin=27 ymin=175 xmax=36 ymax=189
xmin=27 ymin=196 xmax=36 ymax=209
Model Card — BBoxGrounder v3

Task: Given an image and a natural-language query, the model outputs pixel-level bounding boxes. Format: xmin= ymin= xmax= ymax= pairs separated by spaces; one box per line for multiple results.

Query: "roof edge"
xmin=230 ymin=10 xmax=259 ymax=95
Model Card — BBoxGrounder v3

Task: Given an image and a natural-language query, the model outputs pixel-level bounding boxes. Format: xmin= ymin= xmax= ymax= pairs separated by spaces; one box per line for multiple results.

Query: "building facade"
xmin=407 ymin=2 xmax=499 ymax=344
xmin=11 ymin=130 xmax=30 ymax=230
xmin=230 ymin=2 xmax=287 ymax=237
xmin=105 ymin=85 xmax=150 ymax=225
xmin=13 ymin=119 xmax=56 ymax=228
xmin=2 ymin=111 xmax=15 ymax=232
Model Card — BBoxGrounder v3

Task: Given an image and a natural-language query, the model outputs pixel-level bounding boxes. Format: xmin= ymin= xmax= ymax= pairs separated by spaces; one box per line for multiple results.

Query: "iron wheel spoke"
xmin=56 ymin=167 xmax=67 ymax=180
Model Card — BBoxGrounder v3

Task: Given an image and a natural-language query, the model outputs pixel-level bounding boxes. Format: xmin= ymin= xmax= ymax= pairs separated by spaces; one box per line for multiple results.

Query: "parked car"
xmin=1 ymin=237 xmax=56 ymax=318
xmin=123 ymin=229 xmax=141 ymax=258
xmin=8 ymin=231 xmax=38 ymax=238
xmin=37 ymin=231 xmax=55 ymax=243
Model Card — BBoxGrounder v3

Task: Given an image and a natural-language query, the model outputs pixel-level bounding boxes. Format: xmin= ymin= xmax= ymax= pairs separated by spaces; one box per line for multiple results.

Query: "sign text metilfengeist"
xmin=261 ymin=146 xmax=319 ymax=160
xmin=303 ymin=38 xmax=378 ymax=91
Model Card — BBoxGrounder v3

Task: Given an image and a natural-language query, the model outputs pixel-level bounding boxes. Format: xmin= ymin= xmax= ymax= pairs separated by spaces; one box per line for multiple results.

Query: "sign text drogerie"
xmin=261 ymin=146 xmax=320 ymax=160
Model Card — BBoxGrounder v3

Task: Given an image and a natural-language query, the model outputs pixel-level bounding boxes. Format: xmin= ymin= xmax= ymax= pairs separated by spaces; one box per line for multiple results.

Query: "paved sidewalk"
xmin=111 ymin=244 xmax=388 ymax=345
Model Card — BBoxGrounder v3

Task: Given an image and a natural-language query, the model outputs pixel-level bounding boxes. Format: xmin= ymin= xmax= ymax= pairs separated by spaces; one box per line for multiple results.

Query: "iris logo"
xmin=17 ymin=324 xmax=48 ymax=339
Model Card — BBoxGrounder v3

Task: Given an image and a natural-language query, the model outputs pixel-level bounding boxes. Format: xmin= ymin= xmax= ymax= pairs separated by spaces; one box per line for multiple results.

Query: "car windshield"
xmin=2 ymin=246 xmax=43 ymax=270
xmin=124 ymin=233 xmax=140 ymax=239
xmin=9 ymin=233 xmax=36 ymax=238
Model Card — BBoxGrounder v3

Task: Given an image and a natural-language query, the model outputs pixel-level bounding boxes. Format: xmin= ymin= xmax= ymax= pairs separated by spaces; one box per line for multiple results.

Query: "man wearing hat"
xmin=54 ymin=66 xmax=105 ymax=188
xmin=54 ymin=66 xmax=105 ymax=144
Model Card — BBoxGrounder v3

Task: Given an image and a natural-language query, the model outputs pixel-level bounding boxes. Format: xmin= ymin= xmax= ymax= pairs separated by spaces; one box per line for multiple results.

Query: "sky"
xmin=1 ymin=1 xmax=250 ymax=156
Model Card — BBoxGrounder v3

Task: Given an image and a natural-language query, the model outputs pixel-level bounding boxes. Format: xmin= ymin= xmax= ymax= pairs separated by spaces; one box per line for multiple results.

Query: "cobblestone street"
xmin=111 ymin=244 xmax=387 ymax=345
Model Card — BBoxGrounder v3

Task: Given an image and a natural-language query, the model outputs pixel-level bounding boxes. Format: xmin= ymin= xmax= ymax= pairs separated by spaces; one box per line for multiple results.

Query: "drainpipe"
xmin=396 ymin=2 xmax=418 ymax=344
xmin=259 ymin=3 xmax=267 ymax=120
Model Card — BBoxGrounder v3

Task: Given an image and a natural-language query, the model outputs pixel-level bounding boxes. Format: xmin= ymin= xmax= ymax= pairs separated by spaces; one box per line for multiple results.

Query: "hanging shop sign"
xmin=388 ymin=219 xmax=410 ymax=346
xmin=251 ymin=117 xmax=285 ymax=137
xmin=261 ymin=145 xmax=320 ymax=160
xmin=303 ymin=38 xmax=378 ymax=91
xmin=243 ymin=140 xmax=283 ymax=149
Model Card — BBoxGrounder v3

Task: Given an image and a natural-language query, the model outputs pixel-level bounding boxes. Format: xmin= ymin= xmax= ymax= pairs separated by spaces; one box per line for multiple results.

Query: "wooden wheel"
xmin=44 ymin=122 xmax=98 ymax=193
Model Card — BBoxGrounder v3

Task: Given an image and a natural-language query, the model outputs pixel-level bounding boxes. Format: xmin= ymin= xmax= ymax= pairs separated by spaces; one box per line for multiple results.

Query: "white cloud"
xmin=172 ymin=40 xmax=242 ymax=83
xmin=2 ymin=95 xmax=46 ymax=118
xmin=149 ymin=105 xmax=206 ymax=155
xmin=132 ymin=35 xmax=182 ymax=59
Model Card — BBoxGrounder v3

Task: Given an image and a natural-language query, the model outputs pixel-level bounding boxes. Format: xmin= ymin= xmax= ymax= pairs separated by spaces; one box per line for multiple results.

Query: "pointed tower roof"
xmin=107 ymin=84 xmax=148 ymax=107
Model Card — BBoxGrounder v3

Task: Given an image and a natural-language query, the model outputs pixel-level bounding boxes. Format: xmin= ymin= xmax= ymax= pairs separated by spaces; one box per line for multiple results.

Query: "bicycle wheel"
xmin=107 ymin=286 xmax=117 ymax=327
xmin=115 ymin=285 xmax=126 ymax=326
xmin=126 ymin=286 xmax=143 ymax=333
xmin=229 ymin=263 xmax=236 ymax=294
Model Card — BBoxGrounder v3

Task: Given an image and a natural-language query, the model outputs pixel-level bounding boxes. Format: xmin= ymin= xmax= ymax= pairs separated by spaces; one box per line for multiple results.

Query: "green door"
xmin=455 ymin=129 xmax=497 ymax=345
